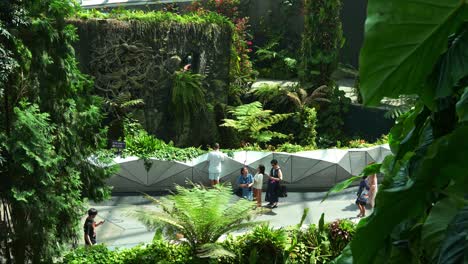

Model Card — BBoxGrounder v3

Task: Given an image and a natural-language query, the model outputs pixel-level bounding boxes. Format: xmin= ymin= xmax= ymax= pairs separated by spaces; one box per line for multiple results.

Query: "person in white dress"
xmin=207 ymin=143 xmax=226 ymax=186
xmin=252 ymin=164 xmax=265 ymax=208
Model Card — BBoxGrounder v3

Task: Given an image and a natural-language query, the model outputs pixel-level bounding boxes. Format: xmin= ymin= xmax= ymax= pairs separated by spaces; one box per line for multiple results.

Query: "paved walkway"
xmin=86 ymin=187 xmax=370 ymax=249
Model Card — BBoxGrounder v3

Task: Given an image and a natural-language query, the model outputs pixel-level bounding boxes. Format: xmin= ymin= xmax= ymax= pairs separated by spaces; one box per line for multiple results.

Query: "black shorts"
xmin=356 ymin=199 xmax=367 ymax=206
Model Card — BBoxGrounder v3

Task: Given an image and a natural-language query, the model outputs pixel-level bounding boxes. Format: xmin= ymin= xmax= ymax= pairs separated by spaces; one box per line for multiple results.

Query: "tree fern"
xmin=135 ymin=184 xmax=263 ymax=258
xmin=221 ymin=101 xmax=293 ymax=143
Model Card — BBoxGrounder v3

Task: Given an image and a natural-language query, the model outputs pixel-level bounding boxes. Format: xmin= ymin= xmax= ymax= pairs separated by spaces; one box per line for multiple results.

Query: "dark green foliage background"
xmin=0 ymin=0 xmax=113 ymax=262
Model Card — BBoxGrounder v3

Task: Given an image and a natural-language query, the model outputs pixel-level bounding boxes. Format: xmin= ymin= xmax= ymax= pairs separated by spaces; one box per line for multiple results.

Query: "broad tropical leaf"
xmin=421 ymin=198 xmax=463 ymax=262
xmin=350 ymin=124 xmax=468 ymax=263
xmin=321 ymin=163 xmax=381 ymax=202
xmin=433 ymin=28 xmax=468 ymax=98
xmin=456 ymin=87 xmax=468 ymax=122
xmin=437 ymin=206 xmax=468 ymax=264
xmin=360 ymin=0 xmax=468 ymax=106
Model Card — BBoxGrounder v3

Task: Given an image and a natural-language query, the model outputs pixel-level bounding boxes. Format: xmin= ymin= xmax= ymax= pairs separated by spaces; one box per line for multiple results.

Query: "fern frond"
xmin=121 ymin=99 xmax=144 ymax=108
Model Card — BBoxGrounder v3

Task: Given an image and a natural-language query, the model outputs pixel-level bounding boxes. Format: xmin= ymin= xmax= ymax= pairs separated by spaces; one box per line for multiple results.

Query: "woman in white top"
xmin=253 ymin=164 xmax=265 ymax=208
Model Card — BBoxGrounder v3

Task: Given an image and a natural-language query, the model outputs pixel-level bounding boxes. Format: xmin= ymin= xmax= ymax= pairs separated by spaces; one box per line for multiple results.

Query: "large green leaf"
xmin=321 ymin=163 xmax=381 ymax=202
xmin=351 ymin=124 xmax=468 ymax=263
xmin=360 ymin=0 xmax=468 ymax=106
xmin=421 ymin=198 xmax=463 ymax=262
xmin=437 ymin=206 xmax=468 ymax=264
xmin=433 ymin=28 xmax=468 ymax=98
xmin=456 ymin=87 xmax=468 ymax=122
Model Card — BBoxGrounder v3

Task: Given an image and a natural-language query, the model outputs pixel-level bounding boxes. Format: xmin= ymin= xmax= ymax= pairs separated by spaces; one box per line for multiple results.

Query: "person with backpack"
xmin=237 ymin=167 xmax=253 ymax=200
xmin=356 ymin=176 xmax=370 ymax=217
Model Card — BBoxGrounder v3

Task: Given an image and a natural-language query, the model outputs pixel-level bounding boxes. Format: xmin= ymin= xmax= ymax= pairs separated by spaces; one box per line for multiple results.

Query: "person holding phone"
xmin=84 ymin=208 xmax=105 ymax=246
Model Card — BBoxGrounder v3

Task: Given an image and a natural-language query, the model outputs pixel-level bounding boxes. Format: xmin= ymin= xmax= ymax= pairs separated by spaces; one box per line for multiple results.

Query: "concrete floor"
xmin=84 ymin=187 xmax=370 ymax=249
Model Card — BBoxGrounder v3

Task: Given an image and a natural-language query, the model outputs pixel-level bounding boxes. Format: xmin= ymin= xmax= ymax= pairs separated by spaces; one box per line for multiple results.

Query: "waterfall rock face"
xmin=71 ymin=18 xmax=232 ymax=146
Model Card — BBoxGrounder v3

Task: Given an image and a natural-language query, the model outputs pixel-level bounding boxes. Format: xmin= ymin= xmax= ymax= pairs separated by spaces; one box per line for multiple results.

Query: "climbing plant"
xmin=0 ymin=1 xmax=113 ymax=262
xmin=299 ymin=0 xmax=344 ymax=88
xmin=331 ymin=0 xmax=468 ymax=263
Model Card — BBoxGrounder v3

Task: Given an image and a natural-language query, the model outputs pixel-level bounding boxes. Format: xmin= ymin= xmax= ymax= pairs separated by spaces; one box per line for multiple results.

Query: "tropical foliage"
xmin=135 ymin=184 xmax=261 ymax=258
xmin=0 ymin=0 xmax=113 ymax=262
xmin=171 ymin=70 xmax=206 ymax=129
xmin=331 ymin=0 xmax=468 ymax=263
xmin=300 ymin=0 xmax=344 ymax=88
xmin=221 ymin=101 xmax=293 ymax=144
xmin=123 ymin=125 xmax=205 ymax=162
xmin=63 ymin=212 xmax=356 ymax=264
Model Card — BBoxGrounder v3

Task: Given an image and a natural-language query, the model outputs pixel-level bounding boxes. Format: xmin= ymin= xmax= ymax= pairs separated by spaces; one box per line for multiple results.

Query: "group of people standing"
xmin=236 ymin=159 xmax=283 ymax=208
xmin=208 ymin=143 xmax=283 ymax=209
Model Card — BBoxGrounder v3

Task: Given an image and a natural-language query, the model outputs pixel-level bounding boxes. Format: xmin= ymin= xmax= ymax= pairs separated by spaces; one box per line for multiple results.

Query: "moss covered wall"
xmin=70 ymin=17 xmax=233 ymax=146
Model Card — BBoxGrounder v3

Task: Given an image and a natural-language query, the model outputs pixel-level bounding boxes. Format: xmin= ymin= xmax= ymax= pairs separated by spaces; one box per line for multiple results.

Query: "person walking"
xmin=356 ymin=176 xmax=370 ymax=217
xmin=237 ymin=167 xmax=254 ymax=200
xmin=252 ymin=164 xmax=265 ymax=208
xmin=207 ymin=143 xmax=226 ymax=186
xmin=84 ymin=208 xmax=105 ymax=246
xmin=266 ymin=159 xmax=283 ymax=208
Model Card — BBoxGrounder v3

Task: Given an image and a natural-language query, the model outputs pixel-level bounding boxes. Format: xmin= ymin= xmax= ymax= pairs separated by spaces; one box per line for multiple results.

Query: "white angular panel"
xmin=104 ymin=144 xmax=393 ymax=192
xmin=294 ymin=149 xmax=348 ymax=163
xmin=337 ymin=152 xmax=351 ymax=173
xmin=147 ymin=160 xmax=191 ymax=185
xmin=294 ymin=165 xmax=338 ymax=188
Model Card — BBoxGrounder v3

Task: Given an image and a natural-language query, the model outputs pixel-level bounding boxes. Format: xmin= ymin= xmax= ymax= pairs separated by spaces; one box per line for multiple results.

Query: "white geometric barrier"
xmin=106 ymin=145 xmax=392 ymax=192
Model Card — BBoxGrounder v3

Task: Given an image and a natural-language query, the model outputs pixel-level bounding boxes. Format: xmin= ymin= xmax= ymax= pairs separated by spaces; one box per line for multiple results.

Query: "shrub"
xmin=124 ymin=127 xmax=205 ymax=162
xmin=61 ymin=239 xmax=192 ymax=264
xmin=237 ymin=224 xmax=288 ymax=264
xmin=327 ymin=219 xmax=356 ymax=258
xmin=62 ymin=245 xmax=118 ymax=264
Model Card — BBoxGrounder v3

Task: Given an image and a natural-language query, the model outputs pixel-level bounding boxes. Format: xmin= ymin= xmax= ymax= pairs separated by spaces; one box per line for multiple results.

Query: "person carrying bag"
xmin=265 ymin=159 xmax=283 ymax=208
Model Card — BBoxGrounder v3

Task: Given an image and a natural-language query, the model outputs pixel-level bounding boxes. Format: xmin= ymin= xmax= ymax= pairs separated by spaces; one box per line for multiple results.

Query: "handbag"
xmin=277 ymin=182 xmax=288 ymax=197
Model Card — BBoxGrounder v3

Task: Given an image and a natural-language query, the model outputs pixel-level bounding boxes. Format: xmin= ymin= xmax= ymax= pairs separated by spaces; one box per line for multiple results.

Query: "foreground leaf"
xmin=360 ymin=0 xmax=468 ymax=105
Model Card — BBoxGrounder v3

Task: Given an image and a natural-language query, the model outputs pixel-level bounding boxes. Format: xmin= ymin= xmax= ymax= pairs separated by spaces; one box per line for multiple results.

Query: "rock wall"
xmin=70 ymin=18 xmax=232 ymax=146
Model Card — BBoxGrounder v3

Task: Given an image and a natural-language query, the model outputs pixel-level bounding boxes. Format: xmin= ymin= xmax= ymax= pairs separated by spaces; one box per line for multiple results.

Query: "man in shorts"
xmin=207 ymin=143 xmax=226 ymax=186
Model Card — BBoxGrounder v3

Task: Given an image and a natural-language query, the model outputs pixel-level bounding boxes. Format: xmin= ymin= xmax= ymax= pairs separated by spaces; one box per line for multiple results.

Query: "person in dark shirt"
xmin=84 ymin=208 xmax=104 ymax=246
xmin=355 ymin=176 xmax=370 ymax=218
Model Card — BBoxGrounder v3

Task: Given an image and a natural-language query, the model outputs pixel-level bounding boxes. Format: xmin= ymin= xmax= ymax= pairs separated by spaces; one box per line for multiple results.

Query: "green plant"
xmin=221 ymin=101 xmax=293 ymax=144
xmin=171 ymin=70 xmax=206 ymax=126
xmin=298 ymin=106 xmax=318 ymax=147
xmin=315 ymin=86 xmax=350 ymax=147
xmin=238 ymin=224 xmax=288 ymax=264
xmin=124 ymin=128 xmax=206 ymax=161
xmin=0 ymin=1 xmax=113 ymax=262
xmin=62 ymin=239 xmax=192 ymax=264
xmin=299 ymin=0 xmax=344 ymax=88
xmin=327 ymin=219 xmax=355 ymax=258
xmin=135 ymin=184 xmax=262 ymax=258
xmin=254 ymin=39 xmax=298 ymax=79
xmin=330 ymin=1 xmax=468 ymax=263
